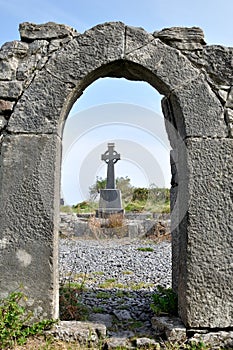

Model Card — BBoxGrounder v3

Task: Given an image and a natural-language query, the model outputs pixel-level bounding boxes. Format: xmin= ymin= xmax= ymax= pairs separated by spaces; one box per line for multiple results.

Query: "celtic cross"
xmin=101 ymin=143 xmax=120 ymax=189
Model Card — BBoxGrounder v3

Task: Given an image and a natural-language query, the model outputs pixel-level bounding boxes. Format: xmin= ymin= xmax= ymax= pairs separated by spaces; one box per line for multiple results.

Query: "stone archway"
xmin=0 ymin=22 xmax=232 ymax=329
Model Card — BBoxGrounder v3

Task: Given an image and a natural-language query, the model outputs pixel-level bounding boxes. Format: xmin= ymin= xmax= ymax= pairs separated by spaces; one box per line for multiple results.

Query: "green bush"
xmin=151 ymin=285 xmax=178 ymax=316
xmin=132 ymin=187 xmax=149 ymax=201
xmin=124 ymin=201 xmax=145 ymax=212
xmin=0 ymin=291 xmax=55 ymax=349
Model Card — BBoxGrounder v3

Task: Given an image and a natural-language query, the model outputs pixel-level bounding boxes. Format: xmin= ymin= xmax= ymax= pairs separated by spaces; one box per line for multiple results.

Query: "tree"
xmin=89 ymin=176 xmax=107 ymax=201
xmin=89 ymin=176 xmax=133 ymax=202
xmin=116 ymin=176 xmax=133 ymax=202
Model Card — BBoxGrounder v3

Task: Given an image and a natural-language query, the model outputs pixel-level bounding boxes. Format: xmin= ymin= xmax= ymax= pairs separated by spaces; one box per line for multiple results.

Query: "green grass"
xmin=93 ymin=271 xmax=105 ymax=276
xmin=137 ymin=247 xmax=154 ymax=252
xmin=96 ymin=291 xmax=111 ymax=299
xmin=91 ymin=306 xmax=105 ymax=313
xmin=122 ymin=270 xmax=133 ymax=275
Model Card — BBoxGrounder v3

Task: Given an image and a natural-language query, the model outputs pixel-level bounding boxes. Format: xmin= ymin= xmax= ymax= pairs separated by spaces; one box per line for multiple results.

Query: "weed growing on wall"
xmin=0 ymin=291 xmax=55 ymax=349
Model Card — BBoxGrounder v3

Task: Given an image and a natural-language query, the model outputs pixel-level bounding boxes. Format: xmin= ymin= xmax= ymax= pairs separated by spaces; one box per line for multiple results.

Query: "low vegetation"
xmin=0 ymin=290 xmax=223 ymax=350
xmin=0 ymin=291 xmax=55 ymax=349
xmin=61 ymin=176 xmax=170 ymax=215
xmin=59 ymin=283 xmax=89 ymax=321
xmin=151 ymin=285 xmax=178 ymax=316
xmin=137 ymin=247 xmax=154 ymax=252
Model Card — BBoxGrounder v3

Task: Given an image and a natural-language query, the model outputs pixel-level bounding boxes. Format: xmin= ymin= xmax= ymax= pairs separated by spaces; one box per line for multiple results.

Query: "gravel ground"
xmin=59 ymin=237 xmax=172 ymax=337
xmin=59 ymin=237 xmax=172 ymax=289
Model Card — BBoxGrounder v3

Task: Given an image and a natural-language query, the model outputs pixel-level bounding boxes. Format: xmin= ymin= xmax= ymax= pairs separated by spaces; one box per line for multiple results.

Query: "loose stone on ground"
xmin=59 ymin=237 xmax=172 ymax=342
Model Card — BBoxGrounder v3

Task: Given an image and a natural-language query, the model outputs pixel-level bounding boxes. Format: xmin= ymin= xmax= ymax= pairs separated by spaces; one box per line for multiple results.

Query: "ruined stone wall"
xmin=0 ymin=22 xmax=232 ymax=328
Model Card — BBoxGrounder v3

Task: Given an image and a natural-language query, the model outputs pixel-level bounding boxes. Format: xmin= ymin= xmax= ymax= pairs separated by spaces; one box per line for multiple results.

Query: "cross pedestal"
xmin=96 ymin=143 xmax=124 ymax=218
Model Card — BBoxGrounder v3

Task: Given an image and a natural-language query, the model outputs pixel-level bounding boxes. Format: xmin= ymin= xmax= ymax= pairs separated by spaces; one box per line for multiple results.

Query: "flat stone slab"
xmin=47 ymin=320 xmax=106 ymax=344
xmin=189 ymin=330 xmax=233 ymax=349
xmin=151 ymin=315 xmax=187 ymax=343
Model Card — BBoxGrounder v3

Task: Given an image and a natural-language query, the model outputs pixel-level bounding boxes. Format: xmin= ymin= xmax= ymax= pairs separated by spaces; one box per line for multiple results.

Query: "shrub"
xmin=0 ymin=291 xmax=55 ymax=349
xmin=124 ymin=201 xmax=145 ymax=212
xmin=59 ymin=283 xmax=89 ymax=321
xmin=151 ymin=285 xmax=178 ymax=316
xmin=132 ymin=187 xmax=149 ymax=201
xmin=107 ymin=213 xmax=124 ymax=228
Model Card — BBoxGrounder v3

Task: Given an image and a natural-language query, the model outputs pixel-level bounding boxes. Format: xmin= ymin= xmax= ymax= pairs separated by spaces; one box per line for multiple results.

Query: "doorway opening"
xmin=59 ymin=77 xmax=172 ymax=337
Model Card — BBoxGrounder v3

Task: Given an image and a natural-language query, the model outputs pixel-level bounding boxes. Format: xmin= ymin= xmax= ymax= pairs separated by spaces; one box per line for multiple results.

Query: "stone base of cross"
xmin=96 ymin=189 xmax=124 ymax=218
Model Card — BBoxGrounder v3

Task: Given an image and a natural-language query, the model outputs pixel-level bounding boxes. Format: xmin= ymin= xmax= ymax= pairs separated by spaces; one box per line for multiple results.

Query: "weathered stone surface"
xmin=45 ymin=22 xmax=125 ymax=85
xmin=0 ymin=134 xmax=61 ymax=320
xmin=225 ymin=108 xmax=233 ymax=137
xmin=19 ymin=22 xmax=77 ymax=41
xmin=202 ymin=45 xmax=233 ymax=85
xmin=136 ymin=337 xmax=160 ymax=348
xmin=0 ymin=40 xmax=28 ymax=58
xmin=0 ymin=99 xmax=14 ymax=113
xmin=169 ymin=75 xmax=227 ymax=138
xmin=185 ymin=45 xmax=233 ymax=85
xmin=89 ymin=313 xmax=113 ymax=328
xmin=8 ymin=71 xmax=72 ymax=134
xmin=189 ymin=330 xmax=233 ymax=349
xmin=0 ymin=58 xmax=18 ymax=80
xmin=179 ymin=138 xmax=233 ymax=328
xmin=226 ymin=86 xmax=233 ymax=108
xmin=0 ymin=81 xmax=23 ymax=99
xmin=126 ymin=38 xmax=200 ymax=95
xmin=151 ymin=316 xmax=186 ymax=343
xmin=48 ymin=320 xmax=106 ymax=343
xmin=125 ymin=25 xmax=155 ymax=54
xmin=106 ymin=336 xmax=129 ymax=349
xmin=0 ymin=115 xmax=7 ymax=129
xmin=154 ymin=26 xmax=206 ymax=50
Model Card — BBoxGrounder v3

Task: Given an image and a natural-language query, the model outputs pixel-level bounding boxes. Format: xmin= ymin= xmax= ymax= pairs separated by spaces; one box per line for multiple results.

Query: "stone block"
xmin=0 ymin=99 xmax=14 ymax=113
xmin=189 ymin=330 xmax=233 ymax=349
xmin=48 ymin=320 xmax=106 ymax=343
xmin=125 ymin=25 xmax=155 ymax=54
xmin=151 ymin=316 xmax=186 ymax=343
xmin=97 ymin=189 xmax=123 ymax=217
xmin=0 ymin=115 xmax=7 ymax=129
xmin=202 ymin=45 xmax=233 ymax=85
xmin=154 ymin=27 xmax=205 ymax=51
xmin=169 ymin=75 xmax=227 ymax=138
xmin=8 ymin=71 xmax=72 ymax=134
xmin=0 ymin=40 xmax=28 ymax=59
xmin=89 ymin=313 xmax=113 ymax=328
xmin=0 ymin=81 xmax=23 ymax=99
xmin=226 ymin=86 xmax=233 ymax=108
xmin=19 ymin=22 xmax=77 ymax=41
xmin=126 ymin=38 xmax=200 ymax=95
xmin=154 ymin=26 xmax=205 ymax=44
xmin=0 ymin=134 xmax=61 ymax=320
xmin=0 ymin=58 xmax=18 ymax=80
xmin=46 ymin=22 xmax=125 ymax=85
xmin=136 ymin=338 xmax=160 ymax=349
xmin=127 ymin=222 xmax=140 ymax=238
xmin=178 ymin=138 xmax=233 ymax=328
xmin=225 ymin=108 xmax=233 ymax=137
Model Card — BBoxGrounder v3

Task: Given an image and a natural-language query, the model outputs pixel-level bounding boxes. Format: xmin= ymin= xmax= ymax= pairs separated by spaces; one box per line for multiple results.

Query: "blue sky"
xmin=1 ymin=0 xmax=232 ymax=204
xmin=1 ymin=0 xmax=233 ymax=47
